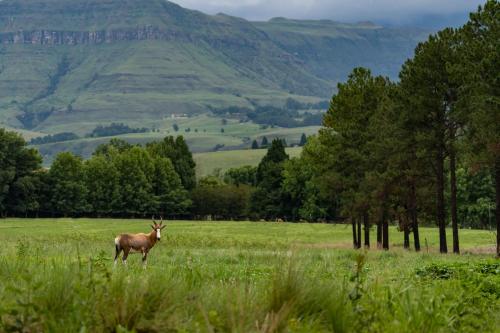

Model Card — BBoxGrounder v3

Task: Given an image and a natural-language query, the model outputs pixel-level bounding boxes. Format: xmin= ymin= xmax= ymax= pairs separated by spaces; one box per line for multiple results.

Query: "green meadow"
xmin=0 ymin=219 xmax=498 ymax=332
xmin=194 ymin=147 xmax=303 ymax=177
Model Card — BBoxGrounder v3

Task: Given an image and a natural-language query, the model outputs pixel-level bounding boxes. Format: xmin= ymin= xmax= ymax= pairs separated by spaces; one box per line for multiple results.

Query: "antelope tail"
xmin=114 ymin=237 xmax=121 ymax=251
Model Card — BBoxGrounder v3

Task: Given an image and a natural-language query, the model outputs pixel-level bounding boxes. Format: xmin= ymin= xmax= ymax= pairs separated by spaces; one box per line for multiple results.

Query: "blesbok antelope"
xmin=114 ymin=217 xmax=166 ymax=266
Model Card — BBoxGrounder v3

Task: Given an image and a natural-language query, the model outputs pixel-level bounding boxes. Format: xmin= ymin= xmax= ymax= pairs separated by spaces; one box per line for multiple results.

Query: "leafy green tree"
xmin=173 ymin=123 xmax=179 ymax=132
xmin=48 ymin=152 xmax=88 ymax=216
xmin=191 ymin=177 xmax=251 ymax=219
xmin=84 ymin=155 xmax=120 ymax=216
xmin=250 ymin=139 xmax=289 ymax=219
xmin=151 ymin=156 xmax=191 ymax=216
xmin=94 ymin=138 xmax=133 ymax=157
xmin=147 ymin=136 xmax=196 ymax=190
xmin=456 ymin=167 xmax=495 ymax=229
xmin=7 ymin=174 xmax=42 ymax=216
xmin=282 ymin=157 xmax=326 ymax=221
xmin=0 ymin=129 xmax=42 ymax=216
xmin=224 ymin=166 xmax=257 ymax=186
xmin=114 ymin=147 xmax=155 ymax=216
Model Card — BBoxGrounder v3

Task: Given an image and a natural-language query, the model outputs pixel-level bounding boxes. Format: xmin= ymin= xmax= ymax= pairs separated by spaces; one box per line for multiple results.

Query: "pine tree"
xmin=261 ymin=136 xmax=269 ymax=147
xmin=299 ymin=133 xmax=307 ymax=146
xmin=399 ymin=29 xmax=462 ymax=254
xmin=322 ymin=67 xmax=390 ymax=249
xmin=251 ymin=140 xmax=259 ymax=149
xmin=251 ymin=139 xmax=289 ymax=219
xmin=459 ymin=0 xmax=500 ymax=256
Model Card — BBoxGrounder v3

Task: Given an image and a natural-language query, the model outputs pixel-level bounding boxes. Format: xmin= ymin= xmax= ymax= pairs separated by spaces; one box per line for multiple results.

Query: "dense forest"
xmin=0 ymin=2 xmax=498 ymax=256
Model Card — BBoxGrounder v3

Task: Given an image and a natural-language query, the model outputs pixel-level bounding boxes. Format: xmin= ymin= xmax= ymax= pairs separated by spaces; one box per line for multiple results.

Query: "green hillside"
xmin=0 ymin=0 xmax=432 ymax=162
xmin=0 ymin=0 xmax=429 ymax=134
xmin=33 ymin=114 xmax=318 ymax=164
xmin=255 ymin=18 xmax=429 ymax=83
xmin=0 ymin=0 xmax=331 ymax=132
xmin=194 ymin=147 xmax=303 ymax=177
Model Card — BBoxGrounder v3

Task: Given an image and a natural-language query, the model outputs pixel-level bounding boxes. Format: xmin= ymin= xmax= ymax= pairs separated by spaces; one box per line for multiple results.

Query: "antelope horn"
xmin=160 ymin=216 xmax=163 ymax=226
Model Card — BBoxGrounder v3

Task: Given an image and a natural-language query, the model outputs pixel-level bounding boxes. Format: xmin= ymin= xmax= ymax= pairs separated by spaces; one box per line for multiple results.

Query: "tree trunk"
xmin=357 ymin=218 xmax=362 ymax=249
xmin=363 ymin=212 xmax=370 ymax=248
xmin=352 ymin=218 xmax=358 ymax=249
xmin=382 ymin=210 xmax=389 ymax=250
xmin=410 ymin=181 xmax=421 ymax=251
xmin=377 ymin=216 xmax=382 ymax=249
xmin=413 ymin=214 xmax=421 ymax=252
xmin=403 ymin=216 xmax=410 ymax=250
xmin=437 ymin=144 xmax=448 ymax=253
xmin=496 ymin=156 xmax=500 ymax=258
xmin=450 ymin=137 xmax=459 ymax=254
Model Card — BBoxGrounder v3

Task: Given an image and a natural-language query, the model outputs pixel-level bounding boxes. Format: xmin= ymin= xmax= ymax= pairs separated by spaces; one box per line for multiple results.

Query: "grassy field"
xmin=0 ymin=218 xmax=498 ymax=332
xmin=194 ymin=147 xmax=303 ymax=177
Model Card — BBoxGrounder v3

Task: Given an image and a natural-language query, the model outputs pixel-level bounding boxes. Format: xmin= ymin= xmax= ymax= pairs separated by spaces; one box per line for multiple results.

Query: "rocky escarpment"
xmin=0 ymin=26 xmax=192 ymax=45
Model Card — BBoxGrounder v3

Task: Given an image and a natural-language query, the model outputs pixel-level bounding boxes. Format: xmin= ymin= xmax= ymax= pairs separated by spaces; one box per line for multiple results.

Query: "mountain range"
xmin=0 ymin=0 xmax=430 ymax=141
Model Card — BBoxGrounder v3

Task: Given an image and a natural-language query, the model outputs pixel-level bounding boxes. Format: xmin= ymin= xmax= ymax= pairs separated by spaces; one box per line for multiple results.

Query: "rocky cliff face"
xmin=0 ymin=26 xmax=191 ymax=45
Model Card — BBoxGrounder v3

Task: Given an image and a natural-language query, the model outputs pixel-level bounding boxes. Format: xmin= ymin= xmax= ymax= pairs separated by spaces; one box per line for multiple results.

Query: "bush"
xmin=30 ymin=132 xmax=79 ymax=145
xmin=88 ymin=123 xmax=149 ymax=138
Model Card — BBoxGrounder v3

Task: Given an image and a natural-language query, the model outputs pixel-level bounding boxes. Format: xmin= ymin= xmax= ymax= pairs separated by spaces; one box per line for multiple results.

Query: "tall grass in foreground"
xmin=0 ymin=248 xmax=498 ymax=332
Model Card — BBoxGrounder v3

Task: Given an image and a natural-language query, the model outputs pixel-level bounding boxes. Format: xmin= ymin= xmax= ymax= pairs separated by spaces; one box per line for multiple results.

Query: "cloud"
xmin=174 ymin=0 xmax=483 ymax=26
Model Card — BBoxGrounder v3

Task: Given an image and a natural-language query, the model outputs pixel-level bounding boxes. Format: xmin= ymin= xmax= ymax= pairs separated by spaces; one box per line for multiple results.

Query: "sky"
xmin=174 ymin=0 xmax=484 ymax=28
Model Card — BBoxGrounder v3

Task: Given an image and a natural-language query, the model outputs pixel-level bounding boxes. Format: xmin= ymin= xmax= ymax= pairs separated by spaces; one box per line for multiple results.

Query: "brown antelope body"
xmin=114 ymin=218 xmax=166 ymax=266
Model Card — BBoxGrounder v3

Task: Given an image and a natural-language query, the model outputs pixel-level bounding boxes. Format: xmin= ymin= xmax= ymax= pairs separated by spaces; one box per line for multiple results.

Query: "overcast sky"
xmin=174 ymin=0 xmax=484 ymax=28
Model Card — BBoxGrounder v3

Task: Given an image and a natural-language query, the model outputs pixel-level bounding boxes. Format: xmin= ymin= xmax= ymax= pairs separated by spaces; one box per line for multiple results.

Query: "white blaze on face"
xmin=156 ymin=228 xmax=161 ymax=240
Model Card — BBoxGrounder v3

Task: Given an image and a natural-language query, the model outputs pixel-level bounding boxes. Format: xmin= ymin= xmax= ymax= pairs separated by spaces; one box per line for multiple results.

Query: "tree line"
xmin=294 ymin=2 xmax=497 ymax=255
xmin=211 ymin=100 xmax=327 ymax=128
xmin=0 ymin=135 xmax=194 ymax=218
xmin=29 ymin=123 xmax=151 ymax=145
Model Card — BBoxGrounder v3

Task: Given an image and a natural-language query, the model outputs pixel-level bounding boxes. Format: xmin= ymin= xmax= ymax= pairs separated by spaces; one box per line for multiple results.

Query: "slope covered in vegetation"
xmin=0 ymin=0 xmax=428 ymax=135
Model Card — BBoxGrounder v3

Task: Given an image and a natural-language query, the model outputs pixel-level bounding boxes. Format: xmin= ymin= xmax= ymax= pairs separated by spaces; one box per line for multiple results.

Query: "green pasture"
xmin=0 ymin=219 xmax=498 ymax=332
xmin=194 ymin=147 xmax=303 ymax=177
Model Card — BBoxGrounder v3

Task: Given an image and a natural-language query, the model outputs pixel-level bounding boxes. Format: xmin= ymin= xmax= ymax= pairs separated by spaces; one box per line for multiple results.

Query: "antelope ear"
xmin=161 ymin=225 xmax=166 ymax=230
xmin=151 ymin=224 xmax=155 ymax=230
